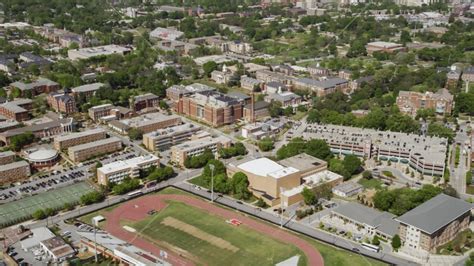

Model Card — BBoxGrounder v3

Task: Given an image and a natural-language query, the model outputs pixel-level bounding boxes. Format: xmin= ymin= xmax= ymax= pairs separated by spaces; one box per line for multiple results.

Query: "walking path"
xmin=105 ymin=194 xmax=325 ymax=266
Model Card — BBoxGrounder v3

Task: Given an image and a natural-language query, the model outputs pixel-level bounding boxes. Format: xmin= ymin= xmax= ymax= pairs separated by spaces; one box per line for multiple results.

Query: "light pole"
xmin=280 ymin=187 xmax=284 ymax=228
xmin=209 ymin=164 xmax=215 ymax=202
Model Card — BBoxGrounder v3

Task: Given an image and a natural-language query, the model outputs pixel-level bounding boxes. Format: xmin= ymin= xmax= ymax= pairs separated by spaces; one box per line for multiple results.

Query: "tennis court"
xmin=0 ymin=182 xmax=95 ymax=227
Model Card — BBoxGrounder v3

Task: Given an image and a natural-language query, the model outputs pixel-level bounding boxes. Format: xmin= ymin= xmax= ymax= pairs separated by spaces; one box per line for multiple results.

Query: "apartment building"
xmin=54 ymin=128 xmax=107 ymax=150
xmin=221 ymin=41 xmax=253 ymax=54
xmin=293 ymin=77 xmax=349 ymax=97
xmin=0 ymin=98 xmax=32 ymax=121
xmin=396 ymin=88 xmax=454 ymax=117
xmin=47 ymin=92 xmax=76 ymax=114
xmin=97 ymin=155 xmax=159 ymax=185
xmin=132 ymin=93 xmax=160 ymax=112
xmin=366 ymin=41 xmax=407 ymax=55
xmin=396 ymin=194 xmax=471 ymax=252
xmin=307 ymin=64 xmax=329 ymax=77
xmin=0 ymin=161 xmax=31 ymax=185
xmin=240 ymin=76 xmax=261 ymax=91
xmin=0 ymin=151 xmax=15 ymax=165
xmin=180 ymin=90 xmax=244 ymax=127
xmin=68 ymin=137 xmax=122 ymax=163
xmin=142 ymin=123 xmax=201 ymax=151
xmin=10 ymin=78 xmax=60 ymax=97
xmin=109 ymin=112 xmax=181 ymax=135
xmin=304 ymin=124 xmax=448 ymax=176
xmin=171 ymin=136 xmax=231 ymax=167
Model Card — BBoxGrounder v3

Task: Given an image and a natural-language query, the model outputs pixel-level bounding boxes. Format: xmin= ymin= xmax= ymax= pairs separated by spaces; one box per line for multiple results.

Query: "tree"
xmin=314 ymin=183 xmax=333 ymax=201
xmin=400 ymin=30 xmax=412 ymax=45
xmin=231 ymin=172 xmax=251 ymax=200
xmin=128 ymin=128 xmax=143 ymax=140
xmin=268 ymin=101 xmax=283 ymax=117
xmin=203 ymin=61 xmax=218 ymax=77
xmin=112 ymin=178 xmax=140 ymax=195
xmin=372 ymin=235 xmax=380 ymax=246
xmin=283 ymin=106 xmax=294 ymax=116
xmin=10 ymin=132 xmax=35 ymax=151
xmin=32 ymin=209 xmax=46 ymax=220
xmin=392 ymin=234 xmax=401 ymax=250
xmin=80 ymin=191 xmax=105 ymax=205
xmin=302 ymin=187 xmax=317 ymax=205
xmin=329 ymin=159 xmax=351 ymax=180
xmin=427 ymin=123 xmax=455 ymax=141
xmin=147 ymin=166 xmax=175 ymax=182
xmin=258 ymin=137 xmax=274 ymax=151
xmin=362 ymin=170 xmax=372 ymax=180
xmin=184 ymin=149 xmax=215 ymax=169
xmin=467 ymin=171 xmax=473 ymax=185
xmin=63 ymin=202 xmax=74 ymax=211
xmin=343 ymin=155 xmax=361 ymax=175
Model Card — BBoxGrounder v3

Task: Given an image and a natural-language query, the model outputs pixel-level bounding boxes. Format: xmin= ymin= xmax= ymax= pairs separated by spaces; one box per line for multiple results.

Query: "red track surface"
xmin=105 ymin=194 xmax=324 ymax=266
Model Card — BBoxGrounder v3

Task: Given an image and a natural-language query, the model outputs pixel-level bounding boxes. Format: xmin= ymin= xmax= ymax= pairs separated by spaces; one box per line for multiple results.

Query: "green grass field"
xmin=130 ymin=201 xmax=307 ymax=266
xmin=0 ymin=182 xmax=95 ymax=227
xmin=358 ymin=178 xmax=383 ymax=190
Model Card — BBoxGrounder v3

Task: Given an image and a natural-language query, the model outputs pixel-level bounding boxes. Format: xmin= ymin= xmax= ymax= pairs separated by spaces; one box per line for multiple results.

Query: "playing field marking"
xmin=161 ymin=217 xmax=239 ymax=253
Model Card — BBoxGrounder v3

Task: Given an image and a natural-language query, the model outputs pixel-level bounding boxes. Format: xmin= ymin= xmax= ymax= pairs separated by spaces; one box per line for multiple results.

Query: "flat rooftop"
xmin=173 ymin=136 xmax=229 ymax=151
xmin=119 ymin=112 xmax=180 ymax=128
xmin=304 ymin=124 xmax=448 ymax=164
xmin=0 ymin=160 xmax=29 ymax=171
xmin=279 ymin=153 xmax=326 ymax=172
xmin=98 ymin=154 xmax=158 ymax=174
xmin=72 ymin=82 xmax=105 ymax=93
xmin=68 ymin=136 xmax=121 ymax=152
xmin=143 ymin=123 xmax=200 ymax=139
xmin=55 ymin=128 xmax=106 ymax=142
xmin=237 ymin=157 xmax=299 ymax=179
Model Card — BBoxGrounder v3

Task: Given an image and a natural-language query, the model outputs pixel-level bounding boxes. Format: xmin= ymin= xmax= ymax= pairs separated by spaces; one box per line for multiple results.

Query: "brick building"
xmin=0 ymin=151 xmax=15 ymax=165
xmin=0 ymin=98 xmax=33 ymax=121
xmin=0 ymin=161 xmax=31 ymax=185
xmin=171 ymin=136 xmax=231 ymax=167
xmin=68 ymin=137 xmax=122 ymax=163
xmin=396 ymin=88 xmax=454 ymax=117
xmin=47 ymin=92 xmax=76 ymax=114
xmin=54 ymin=128 xmax=107 ymax=150
xmin=132 ymin=93 xmax=160 ymax=112
xmin=10 ymin=78 xmax=60 ymax=97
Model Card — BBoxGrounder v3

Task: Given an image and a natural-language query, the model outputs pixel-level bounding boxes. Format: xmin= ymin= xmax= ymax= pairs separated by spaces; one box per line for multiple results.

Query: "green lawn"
xmin=130 ymin=201 xmax=307 ymax=266
xmin=381 ymin=171 xmax=394 ymax=178
xmin=467 ymin=185 xmax=474 ymax=195
xmin=455 ymin=145 xmax=461 ymax=167
xmin=358 ymin=178 xmax=383 ymax=190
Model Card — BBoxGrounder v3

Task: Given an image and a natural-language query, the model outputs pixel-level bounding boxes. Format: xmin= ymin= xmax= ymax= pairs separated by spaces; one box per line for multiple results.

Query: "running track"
xmin=105 ymin=194 xmax=324 ymax=266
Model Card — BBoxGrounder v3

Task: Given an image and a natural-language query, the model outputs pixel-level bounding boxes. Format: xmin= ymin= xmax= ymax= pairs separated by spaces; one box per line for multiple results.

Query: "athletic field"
xmin=0 ymin=182 xmax=95 ymax=227
xmin=131 ymin=200 xmax=306 ymax=266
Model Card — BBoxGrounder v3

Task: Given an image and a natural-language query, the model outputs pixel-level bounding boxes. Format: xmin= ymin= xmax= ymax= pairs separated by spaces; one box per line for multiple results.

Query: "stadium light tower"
xmin=209 ymin=164 xmax=215 ymax=202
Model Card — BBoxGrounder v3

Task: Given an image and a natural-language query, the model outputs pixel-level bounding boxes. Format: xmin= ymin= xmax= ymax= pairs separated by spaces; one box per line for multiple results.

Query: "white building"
xmin=97 ymin=155 xmax=159 ymax=185
xmin=40 ymin=236 xmax=75 ymax=263
xmin=68 ymin=45 xmax=132 ymax=60
xmin=150 ymin=27 xmax=184 ymax=41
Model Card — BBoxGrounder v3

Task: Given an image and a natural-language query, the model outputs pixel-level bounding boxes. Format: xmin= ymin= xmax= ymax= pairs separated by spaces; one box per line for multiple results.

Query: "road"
xmin=450 ymin=122 xmax=470 ymax=198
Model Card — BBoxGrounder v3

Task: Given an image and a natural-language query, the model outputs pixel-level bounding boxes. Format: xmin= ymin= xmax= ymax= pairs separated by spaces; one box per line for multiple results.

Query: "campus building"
xmin=109 ymin=112 xmax=182 ymax=134
xmin=68 ymin=137 xmax=122 ymax=163
xmin=366 ymin=41 xmax=407 ymax=55
xmin=0 ymin=151 xmax=15 ymax=165
xmin=132 ymin=93 xmax=160 ymax=112
xmin=0 ymin=118 xmax=74 ymax=145
xmin=304 ymin=124 xmax=448 ymax=176
xmin=331 ymin=202 xmax=399 ymax=240
xmin=47 ymin=92 xmax=77 ymax=114
xmin=71 ymin=83 xmax=105 ymax=99
xmin=67 ymin=45 xmax=132 ymax=60
xmin=97 ymin=155 xmax=159 ymax=185
xmin=9 ymin=78 xmax=60 ymax=97
xmin=293 ymin=77 xmax=349 ymax=97
xmin=396 ymin=194 xmax=472 ymax=253
xmin=227 ymin=154 xmax=335 ymax=206
xmin=0 ymin=161 xmax=31 ymax=185
xmin=142 ymin=123 xmax=201 ymax=151
xmin=179 ymin=90 xmax=244 ymax=127
xmin=26 ymin=148 xmax=60 ymax=169
xmin=39 ymin=236 xmax=75 ymax=263
xmin=88 ymin=104 xmax=115 ymax=121
xmin=0 ymin=98 xmax=33 ymax=121
xmin=166 ymin=83 xmax=215 ymax=113
xmin=54 ymin=128 xmax=107 ymax=150
xmin=171 ymin=136 xmax=231 ymax=167
xmin=396 ymin=89 xmax=454 ymax=117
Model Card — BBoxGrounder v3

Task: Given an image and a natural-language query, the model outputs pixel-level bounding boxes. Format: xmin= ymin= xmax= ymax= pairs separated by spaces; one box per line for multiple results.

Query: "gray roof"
xmin=244 ymin=101 xmax=269 ymax=110
xmin=296 ymin=77 xmax=348 ymax=89
xmin=396 ymin=194 xmax=472 ymax=234
xmin=332 ymin=202 xmax=396 ymax=228
xmin=227 ymin=91 xmax=250 ymax=101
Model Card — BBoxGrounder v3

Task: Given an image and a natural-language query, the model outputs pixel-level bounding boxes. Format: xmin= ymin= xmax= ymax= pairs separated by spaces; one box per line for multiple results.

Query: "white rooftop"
xmin=237 ymin=158 xmax=298 ymax=179
xmin=21 ymin=227 xmax=55 ymax=250
xmin=98 ymin=155 xmax=158 ymax=174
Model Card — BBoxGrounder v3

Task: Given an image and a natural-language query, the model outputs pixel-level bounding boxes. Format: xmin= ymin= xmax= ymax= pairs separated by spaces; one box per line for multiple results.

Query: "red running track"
xmin=105 ymin=194 xmax=324 ymax=266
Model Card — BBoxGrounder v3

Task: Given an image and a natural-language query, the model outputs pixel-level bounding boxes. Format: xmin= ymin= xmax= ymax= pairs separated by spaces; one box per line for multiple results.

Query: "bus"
xmin=127 ymin=190 xmax=143 ymax=198
xmin=361 ymin=243 xmax=380 ymax=253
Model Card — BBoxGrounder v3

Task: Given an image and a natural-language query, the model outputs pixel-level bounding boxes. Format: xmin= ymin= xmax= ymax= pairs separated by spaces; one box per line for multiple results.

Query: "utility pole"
xmin=92 ymin=218 xmax=98 ymax=263
xmin=280 ymin=187 xmax=284 ymax=228
xmin=209 ymin=164 xmax=215 ymax=202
